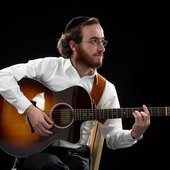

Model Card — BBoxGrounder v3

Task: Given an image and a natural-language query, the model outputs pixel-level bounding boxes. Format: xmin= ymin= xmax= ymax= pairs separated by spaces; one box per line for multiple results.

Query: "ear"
xmin=69 ymin=40 xmax=77 ymax=52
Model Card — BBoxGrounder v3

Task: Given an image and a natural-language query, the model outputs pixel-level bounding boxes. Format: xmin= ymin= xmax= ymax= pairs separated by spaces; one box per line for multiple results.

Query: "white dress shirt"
xmin=0 ymin=56 xmax=140 ymax=150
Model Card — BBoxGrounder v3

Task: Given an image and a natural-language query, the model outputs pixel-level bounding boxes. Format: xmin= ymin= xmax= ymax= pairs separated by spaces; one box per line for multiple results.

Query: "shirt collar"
xmin=63 ymin=58 xmax=73 ymax=72
xmin=64 ymin=58 xmax=98 ymax=83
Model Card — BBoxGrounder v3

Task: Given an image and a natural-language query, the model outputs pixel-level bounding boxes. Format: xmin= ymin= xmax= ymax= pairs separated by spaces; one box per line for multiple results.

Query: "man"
xmin=0 ymin=16 xmax=150 ymax=170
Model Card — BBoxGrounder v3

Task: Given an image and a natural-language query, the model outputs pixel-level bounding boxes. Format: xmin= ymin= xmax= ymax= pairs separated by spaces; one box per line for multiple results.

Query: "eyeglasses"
xmin=82 ymin=38 xmax=108 ymax=47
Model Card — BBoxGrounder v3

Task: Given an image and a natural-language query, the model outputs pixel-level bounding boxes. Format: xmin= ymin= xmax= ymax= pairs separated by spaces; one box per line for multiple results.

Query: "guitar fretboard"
xmin=73 ymin=107 xmax=170 ymax=121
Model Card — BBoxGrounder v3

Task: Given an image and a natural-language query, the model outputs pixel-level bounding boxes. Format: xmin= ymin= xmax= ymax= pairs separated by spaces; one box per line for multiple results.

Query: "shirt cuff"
xmin=128 ymin=129 xmax=143 ymax=142
xmin=14 ymin=95 xmax=32 ymax=114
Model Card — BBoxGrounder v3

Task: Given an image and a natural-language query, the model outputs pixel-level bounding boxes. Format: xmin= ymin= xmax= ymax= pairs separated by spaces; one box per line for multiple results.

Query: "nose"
xmin=97 ymin=43 xmax=105 ymax=52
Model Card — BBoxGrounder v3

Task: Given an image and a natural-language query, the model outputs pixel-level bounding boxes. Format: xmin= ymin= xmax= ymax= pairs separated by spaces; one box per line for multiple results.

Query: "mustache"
xmin=94 ymin=52 xmax=104 ymax=56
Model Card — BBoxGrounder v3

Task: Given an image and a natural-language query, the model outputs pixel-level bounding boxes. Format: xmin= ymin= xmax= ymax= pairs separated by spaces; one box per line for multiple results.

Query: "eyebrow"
xmin=89 ymin=37 xmax=105 ymax=40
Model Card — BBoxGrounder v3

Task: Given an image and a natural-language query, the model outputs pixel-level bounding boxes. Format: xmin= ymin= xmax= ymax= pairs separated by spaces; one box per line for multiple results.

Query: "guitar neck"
xmin=74 ymin=106 xmax=170 ymax=121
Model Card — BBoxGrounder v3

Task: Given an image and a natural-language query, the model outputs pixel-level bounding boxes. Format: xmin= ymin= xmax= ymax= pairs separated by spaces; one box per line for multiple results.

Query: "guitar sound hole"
xmin=50 ymin=103 xmax=73 ymax=128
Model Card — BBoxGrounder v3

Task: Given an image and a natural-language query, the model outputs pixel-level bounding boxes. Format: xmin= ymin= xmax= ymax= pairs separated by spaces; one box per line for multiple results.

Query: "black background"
xmin=1 ymin=3 xmax=170 ymax=170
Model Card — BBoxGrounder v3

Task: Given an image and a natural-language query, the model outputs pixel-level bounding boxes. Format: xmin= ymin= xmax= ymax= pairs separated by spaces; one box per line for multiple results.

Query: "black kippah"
xmin=64 ymin=16 xmax=90 ymax=33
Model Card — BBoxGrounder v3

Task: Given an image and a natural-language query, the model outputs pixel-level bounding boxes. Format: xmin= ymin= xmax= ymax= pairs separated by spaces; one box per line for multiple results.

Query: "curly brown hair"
xmin=57 ymin=17 xmax=100 ymax=58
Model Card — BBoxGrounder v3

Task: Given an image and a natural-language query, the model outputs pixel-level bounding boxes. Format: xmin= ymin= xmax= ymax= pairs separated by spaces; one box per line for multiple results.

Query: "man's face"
xmin=75 ymin=24 xmax=106 ymax=69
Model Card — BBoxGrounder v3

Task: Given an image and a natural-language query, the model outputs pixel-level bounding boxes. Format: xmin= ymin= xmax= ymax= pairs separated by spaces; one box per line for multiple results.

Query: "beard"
xmin=75 ymin=46 xmax=104 ymax=69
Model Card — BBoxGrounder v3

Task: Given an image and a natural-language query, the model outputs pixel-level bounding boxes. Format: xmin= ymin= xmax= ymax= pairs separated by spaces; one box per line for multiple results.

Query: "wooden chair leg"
xmin=88 ymin=121 xmax=104 ymax=170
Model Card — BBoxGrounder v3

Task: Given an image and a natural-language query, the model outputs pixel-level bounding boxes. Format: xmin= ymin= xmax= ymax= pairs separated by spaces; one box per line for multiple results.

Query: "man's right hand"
xmin=25 ymin=105 xmax=54 ymax=136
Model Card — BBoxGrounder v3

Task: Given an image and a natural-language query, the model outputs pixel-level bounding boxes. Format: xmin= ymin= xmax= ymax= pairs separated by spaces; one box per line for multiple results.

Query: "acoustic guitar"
xmin=0 ymin=78 xmax=169 ymax=158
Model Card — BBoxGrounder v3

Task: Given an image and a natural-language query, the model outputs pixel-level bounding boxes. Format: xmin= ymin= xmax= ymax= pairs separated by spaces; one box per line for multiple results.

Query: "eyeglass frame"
xmin=81 ymin=37 xmax=108 ymax=47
